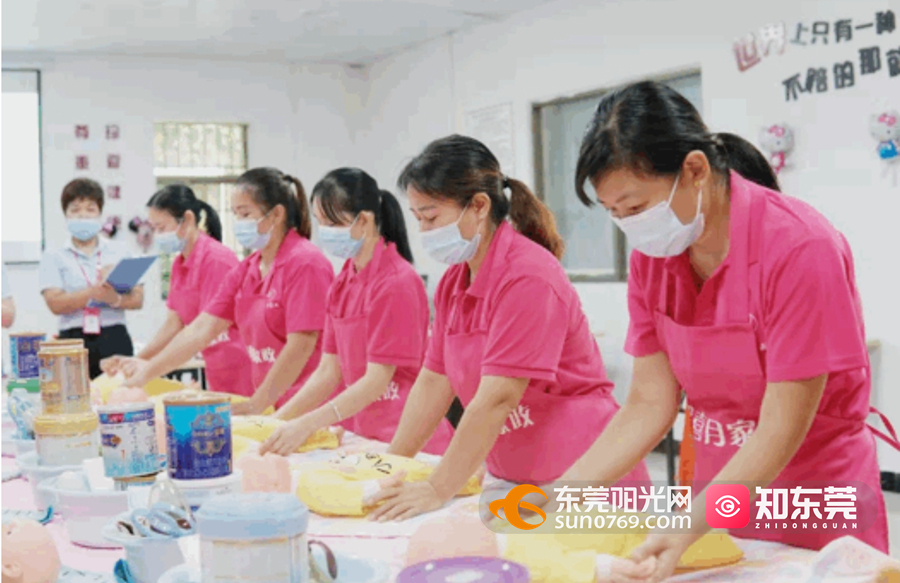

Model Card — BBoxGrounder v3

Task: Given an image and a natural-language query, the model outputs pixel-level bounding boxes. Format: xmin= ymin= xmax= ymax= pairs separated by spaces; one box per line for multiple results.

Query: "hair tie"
xmin=710 ymin=133 xmax=725 ymax=149
xmin=502 ymin=176 xmax=511 ymax=190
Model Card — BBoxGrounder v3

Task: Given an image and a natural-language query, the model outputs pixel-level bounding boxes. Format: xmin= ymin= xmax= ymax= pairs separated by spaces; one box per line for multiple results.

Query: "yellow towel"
xmin=496 ymin=511 xmax=743 ymax=583
xmin=295 ymin=452 xmax=483 ymax=517
xmin=232 ymin=434 xmax=259 ymax=461
xmin=231 ymin=416 xmax=341 ymax=453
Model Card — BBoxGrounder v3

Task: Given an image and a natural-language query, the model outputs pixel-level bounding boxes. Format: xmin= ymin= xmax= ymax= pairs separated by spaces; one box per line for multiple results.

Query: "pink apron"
xmin=331 ymin=306 xmax=454 ymax=454
xmin=233 ymin=284 xmax=321 ymax=410
xmin=443 ymin=299 xmax=652 ymax=485
xmin=657 ymin=188 xmax=899 ymax=552
xmin=168 ymin=287 xmax=253 ymax=397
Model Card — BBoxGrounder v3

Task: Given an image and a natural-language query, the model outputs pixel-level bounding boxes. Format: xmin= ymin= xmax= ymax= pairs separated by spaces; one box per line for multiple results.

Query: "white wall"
xmin=360 ymin=0 xmax=900 ymax=468
xmin=1 ymin=53 xmax=353 ymax=363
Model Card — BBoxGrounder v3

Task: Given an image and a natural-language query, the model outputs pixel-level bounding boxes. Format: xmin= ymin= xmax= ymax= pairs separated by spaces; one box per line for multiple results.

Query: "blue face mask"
xmin=234 ymin=214 xmax=271 ymax=251
xmin=317 ymin=216 xmax=363 ymax=259
xmin=156 ymin=225 xmax=185 ymax=255
xmin=67 ymin=218 xmax=103 ymax=242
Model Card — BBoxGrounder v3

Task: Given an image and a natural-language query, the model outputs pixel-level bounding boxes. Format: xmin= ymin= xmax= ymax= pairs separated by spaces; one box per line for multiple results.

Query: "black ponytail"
xmin=311 ymin=168 xmax=415 ymax=263
xmin=378 ymin=190 xmax=414 ymax=263
xmin=147 ymin=184 xmax=224 ymax=241
xmin=714 ymin=132 xmax=780 ymax=192
xmin=575 ymin=81 xmax=781 ymax=206
xmin=237 ymin=168 xmax=311 ymax=239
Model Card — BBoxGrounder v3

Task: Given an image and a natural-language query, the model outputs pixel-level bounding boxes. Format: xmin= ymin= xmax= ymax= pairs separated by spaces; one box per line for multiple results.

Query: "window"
xmin=153 ymin=122 xmax=248 ymax=298
xmin=2 ymin=70 xmax=43 ymax=263
xmin=534 ymin=71 xmax=702 ymax=282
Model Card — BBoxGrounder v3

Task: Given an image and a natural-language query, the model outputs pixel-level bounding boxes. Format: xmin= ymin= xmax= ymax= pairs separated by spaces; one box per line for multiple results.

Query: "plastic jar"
xmin=33 ymin=412 xmax=100 ymax=466
xmin=196 ymin=493 xmax=310 ymax=583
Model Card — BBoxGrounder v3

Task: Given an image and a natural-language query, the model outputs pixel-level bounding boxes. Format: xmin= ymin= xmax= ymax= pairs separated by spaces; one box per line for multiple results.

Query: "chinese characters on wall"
xmin=733 ymin=11 xmax=898 ymax=101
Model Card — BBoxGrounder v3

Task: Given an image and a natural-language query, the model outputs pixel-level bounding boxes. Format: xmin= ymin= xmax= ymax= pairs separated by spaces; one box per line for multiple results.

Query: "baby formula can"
xmin=9 ymin=332 xmax=47 ymax=379
xmin=164 ymin=393 xmax=231 ymax=480
xmin=98 ymin=401 xmax=160 ymax=479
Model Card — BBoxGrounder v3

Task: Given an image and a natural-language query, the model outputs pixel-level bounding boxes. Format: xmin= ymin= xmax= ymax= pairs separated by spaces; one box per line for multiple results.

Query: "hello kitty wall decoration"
xmin=758 ymin=123 xmax=795 ymax=174
xmin=870 ymin=110 xmax=899 ymax=186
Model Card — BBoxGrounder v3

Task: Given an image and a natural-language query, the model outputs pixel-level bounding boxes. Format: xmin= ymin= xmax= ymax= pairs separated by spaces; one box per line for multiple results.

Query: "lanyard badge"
xmin=74 ymin=250 xmax=103 ymax=335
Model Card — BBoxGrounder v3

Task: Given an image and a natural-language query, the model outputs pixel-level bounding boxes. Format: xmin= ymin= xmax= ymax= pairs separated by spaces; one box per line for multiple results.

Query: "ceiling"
xmin=2 ymin=0 xmax=553 ymax=65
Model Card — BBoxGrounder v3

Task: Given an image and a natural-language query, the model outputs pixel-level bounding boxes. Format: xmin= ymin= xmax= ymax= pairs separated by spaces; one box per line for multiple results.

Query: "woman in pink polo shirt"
xmin=560 ymin=81 xmax=898 ymax=572
xmin=102 ymin=185 xmax=252 ymax=395
xmin=260 ymin=168 xmax=454 ymax=455
xmin=124 ymin=168 xmax=334 ymax=414
xmin=369 ymin=135 xmax=650 ymax=522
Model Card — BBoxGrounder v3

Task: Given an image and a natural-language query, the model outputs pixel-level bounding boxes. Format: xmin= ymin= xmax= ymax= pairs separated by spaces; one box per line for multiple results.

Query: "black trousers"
xmin=59 ymin=324 xmax=134 ymax=380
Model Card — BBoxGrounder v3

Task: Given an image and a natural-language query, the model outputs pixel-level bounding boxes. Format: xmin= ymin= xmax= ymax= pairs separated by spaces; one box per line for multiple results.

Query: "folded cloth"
xmin=231 ymin=416 xmax=342 ymax=453
xmin=295 ymin=452 xmax=483 ymax=517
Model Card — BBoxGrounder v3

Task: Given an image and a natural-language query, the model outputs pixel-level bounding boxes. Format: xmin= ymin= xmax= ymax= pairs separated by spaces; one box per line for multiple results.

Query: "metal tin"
xmin=9 ymin=333 xmax=47 ymax=379
xmin=113 ymin=472 xmax=160 ymax=491
xmin=33 ymin=412 xmax=100 ymax=466
xmin=164 ymin=393 xmax=232 ymax=480
xmin=98 ymin=402 xmax=160 ymax=478
xmin=39 ymin=348 xmax=90 ymax=414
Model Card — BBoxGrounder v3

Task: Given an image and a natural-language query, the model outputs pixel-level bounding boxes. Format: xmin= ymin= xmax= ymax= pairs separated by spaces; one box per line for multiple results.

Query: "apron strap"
xmin=868 ymin=406 xmax=900 ymax=451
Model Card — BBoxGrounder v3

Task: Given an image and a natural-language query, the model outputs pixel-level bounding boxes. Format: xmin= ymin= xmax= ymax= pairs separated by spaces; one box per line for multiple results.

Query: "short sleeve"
xmin=284 ymin=262 xmax=333 ymax=333
xmin=624 ymin=252 xmax=662 ymax=357
xmin=764 ymin=238 xmax=868 ymax=382
xmin=423 ymin=278 xmax=449 ymax=375
xmin=481 ymin=277 xmax=568 ymax=381
xmin=38 ymin=251 xmax=64 ymax=292
xmin=366 ymin=280 xmax=427 ymax=368
xmin=203 ymin=262 xmax=245 ymax=323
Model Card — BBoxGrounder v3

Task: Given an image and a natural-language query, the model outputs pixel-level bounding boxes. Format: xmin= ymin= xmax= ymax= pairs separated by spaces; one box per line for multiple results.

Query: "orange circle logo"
xmin=488 ymin=484 xmax=548 ymax=530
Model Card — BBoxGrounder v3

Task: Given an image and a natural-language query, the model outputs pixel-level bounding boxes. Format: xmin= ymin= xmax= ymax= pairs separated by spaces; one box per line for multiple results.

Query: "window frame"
xmin=1 ymin=68 xmax=45 ymax=263
xmin=532 ymin=67 xmax=701 ymax=283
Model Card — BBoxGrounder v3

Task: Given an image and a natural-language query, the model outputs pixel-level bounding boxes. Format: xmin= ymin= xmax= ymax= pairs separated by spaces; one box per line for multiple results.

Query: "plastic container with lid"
xmin=397 ymin=557 xmax=531 ymax=583
xmin=196 ymin=493 xmax=310 ymax=583
xmin=33 ymin=412 xmax=100 ymax=466
xmin=155 ymin=471 xmax=242 ymax=511
xmin=39 ymin=347 xmax=91 ymax=414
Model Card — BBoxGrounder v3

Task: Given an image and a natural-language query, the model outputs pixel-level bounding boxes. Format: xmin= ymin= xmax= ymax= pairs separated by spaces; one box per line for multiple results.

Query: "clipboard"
xmin=103 ymin=256 xmax=156 ymax=294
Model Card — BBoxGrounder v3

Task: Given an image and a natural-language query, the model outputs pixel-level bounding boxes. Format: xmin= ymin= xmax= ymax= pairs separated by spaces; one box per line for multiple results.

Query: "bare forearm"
xmin=44 ymin=289 xmax=93 ymax=315
xmin=2 ymin=299 xmax=14 ymax=328
xmin=428 ymin=395 xmax=511 ymax=500
xmin=275 ymin=362 xmax=341 ymax=420
xmin=118 ymin=287 xmax=144 ymax=310
xmin=255 ymin=334 xmax=317 ymax=410
xmin=387 ymin=370 xmax=454 ymax=458
xmin=142 ymin=315 xmax=221 ymax=380
xmin=308 ymin=366 xmax=396 ymax=428
xmin=562 ymin=398 xmax=675 ymax=484
xmin=138 ymin=312 xmax=184 ymax=361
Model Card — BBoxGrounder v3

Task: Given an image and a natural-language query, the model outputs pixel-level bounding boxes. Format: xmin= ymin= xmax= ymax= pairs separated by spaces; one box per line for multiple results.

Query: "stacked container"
xmin=33 ymin=339 xmax=100 ymax=466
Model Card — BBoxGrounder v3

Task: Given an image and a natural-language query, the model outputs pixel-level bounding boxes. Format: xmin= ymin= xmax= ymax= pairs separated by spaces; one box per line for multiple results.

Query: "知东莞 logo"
xmin=705 ymin=484 xmax=750 ymax=529
xmin=488 ymin=484 xmax=548 ymax=530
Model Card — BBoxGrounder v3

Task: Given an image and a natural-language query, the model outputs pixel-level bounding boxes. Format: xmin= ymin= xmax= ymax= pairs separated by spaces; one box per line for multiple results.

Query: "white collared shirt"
xmin=38 ymin=238 xmax=135 ymax=331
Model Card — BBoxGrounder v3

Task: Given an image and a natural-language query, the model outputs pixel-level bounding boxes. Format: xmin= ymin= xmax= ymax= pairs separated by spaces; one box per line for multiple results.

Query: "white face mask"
xmin=420 ymin=204 xmax=481 ymax=265
xmin=318 ymin=216 xmax=363 ymax=259
xmin=610 ymin=173 xmax=704 ymax=258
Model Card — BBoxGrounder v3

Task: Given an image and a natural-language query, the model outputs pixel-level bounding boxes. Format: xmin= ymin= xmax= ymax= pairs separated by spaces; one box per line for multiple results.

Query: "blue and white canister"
xmin=98 ymin=401 xmax=161 ymax=479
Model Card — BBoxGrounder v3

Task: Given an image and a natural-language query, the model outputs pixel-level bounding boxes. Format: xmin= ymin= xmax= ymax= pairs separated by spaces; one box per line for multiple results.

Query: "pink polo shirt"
xmin=205 ymin=230 xmax=335 ymax=408
xmin=625 ymin=171 xmax=869 ymax=420
xmin=166 ymin=233 xmax=252 ymax=395
xmin=426 ymin=221 xmax=615 ymax=398
xmin=323 ymin=240 xmax=428 ymax=372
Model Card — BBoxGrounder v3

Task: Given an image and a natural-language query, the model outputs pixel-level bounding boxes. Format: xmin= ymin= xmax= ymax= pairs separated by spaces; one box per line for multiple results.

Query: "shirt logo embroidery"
xmin=499 ymin=405 xmax=535 ymax=435
xmin=377 ymin=382 xmax=401 ymax=402
xmin=687 ymin=405 xmax=757 ymax=447
xmin=247 ymin=346 xmax=277 ymax=364
xmin=207 ymin=330 xmax=230 ymax=347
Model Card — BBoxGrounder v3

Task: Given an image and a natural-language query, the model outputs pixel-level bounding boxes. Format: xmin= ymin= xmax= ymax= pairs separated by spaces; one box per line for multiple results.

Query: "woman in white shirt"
xmin=38 ymin=178 xmax=144 ymax=378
